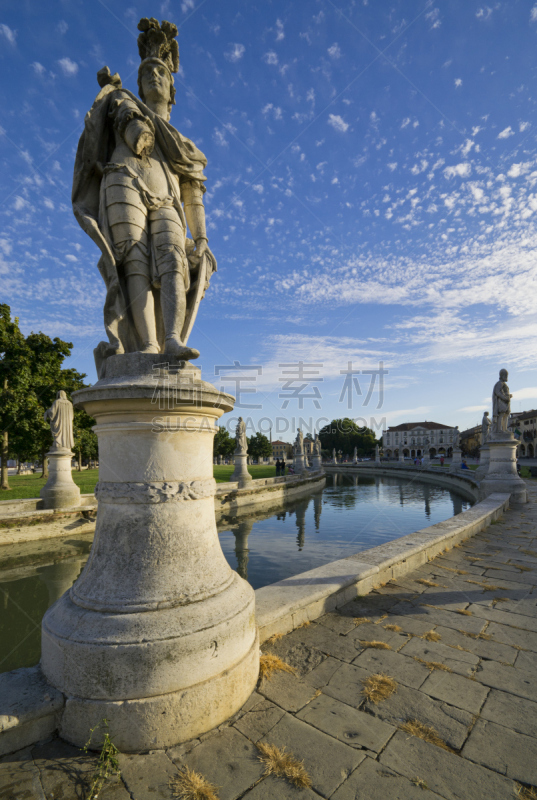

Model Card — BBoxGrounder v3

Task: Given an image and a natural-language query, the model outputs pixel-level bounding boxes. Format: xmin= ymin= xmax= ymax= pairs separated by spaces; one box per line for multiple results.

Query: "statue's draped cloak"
xmin=46 ymin=391 xmax=74 ymax=451
xmin=72 ymin=84 xmax=209 ymax=372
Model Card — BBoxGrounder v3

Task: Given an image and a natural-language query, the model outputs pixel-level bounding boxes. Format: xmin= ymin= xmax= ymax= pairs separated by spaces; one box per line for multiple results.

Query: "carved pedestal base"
xmin=449 ymin=448 xmax=462 ymax=472
xmin=40 ymin=450 xmax=80 ymax=509
xmin=480 ymin=434 xmax=527 ymax=503
xmin=294 ymin=454 xmax=306 ymax=473
xmin=475 ymin=444 xmax=490 ymax=481
xmin=231 ymin=452 xmax=252 ymax=487
xmin=311 ymin=455 xmax=322 ymax=471
xmin=41 ymin=355 xmax=258 ymax=751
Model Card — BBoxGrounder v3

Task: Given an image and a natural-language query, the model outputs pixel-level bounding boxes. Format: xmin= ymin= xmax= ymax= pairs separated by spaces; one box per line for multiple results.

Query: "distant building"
xmin=382 ymin=421 xmax=457 ymax=458
xmin=271 ymin=440 xmax=290 ymax=459
xmin=303 ymin=435 xmax=315 ymax=456
xmin=513 ymin=409 xmax=537 ymax=458
xmin=460 ymin=425 xmax=481 ymax=456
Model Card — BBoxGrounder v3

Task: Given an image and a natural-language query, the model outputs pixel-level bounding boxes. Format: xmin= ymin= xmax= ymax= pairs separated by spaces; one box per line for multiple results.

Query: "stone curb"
xmin=255 ymin=492 xmax=510 ymax=642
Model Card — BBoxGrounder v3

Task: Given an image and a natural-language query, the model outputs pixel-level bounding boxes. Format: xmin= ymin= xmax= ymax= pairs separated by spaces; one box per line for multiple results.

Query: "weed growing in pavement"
xmin=421 ymin=630 xmax=441 ymax=642
xmin=84 ymin=719 xmax=120 ymax=800
xmin=361 ymin=673 xmax=397 ymax=704
xmin=259 ymin=654 xmax=296 ymax=681
xmin=170 ymin=766 xmax=219 ymax=800
xmin=359 ymin=640 xmax=392 ymax=650
xmin=399 ymin=720 xmax=453 ymax=752
xmin=257 ymin=742 xmax=312 ymax=788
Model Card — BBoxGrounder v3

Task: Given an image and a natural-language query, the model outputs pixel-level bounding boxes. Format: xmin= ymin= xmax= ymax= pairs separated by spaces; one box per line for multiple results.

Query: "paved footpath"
xmin=2 ymin=484 xmax=537 ymax=799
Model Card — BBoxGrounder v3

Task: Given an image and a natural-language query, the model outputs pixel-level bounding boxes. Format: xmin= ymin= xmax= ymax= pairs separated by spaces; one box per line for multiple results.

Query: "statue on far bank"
xmin=235 ymin=417 xmax=247 ymax=454
xmin=492 ymin=369 xmax=512 ymax=433
xmin=452 ymin=427 xmax=460 ymax=448
xmin=44 ymin=391 xmax=75 ymax=452
xmin=481 ymin=411 xmax=491 ymax=443
xmin=73 ymin=18 xmax=216 ymax=377
xmin=294 ymin=429 xmax=304 ymax=456
xmin=313 ymin=434 xmax=321 ymax=456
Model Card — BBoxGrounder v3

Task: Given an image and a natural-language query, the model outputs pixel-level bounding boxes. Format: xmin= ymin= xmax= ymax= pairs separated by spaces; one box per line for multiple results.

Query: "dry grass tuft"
xmin=361 ymin=673 xmax=397 ymax=704
xmin=439 ymin=566 xmax=469 ymax=575
xmin=466 ymin=580 xmax=507 ymax=592
xmin=400 ymin=719 xmax=453 ymax=752
xmin=376 ymin=614 xmax=389 ymax=623
xmin=259 ymin=654 xmax=297 ymax=681
xmin=414 ymin=658 xmax=452 ymax=673
xmin=456 ymin=608 xmax=473 ymax=616
xmin=521 ymin=550 xmax=537 ymax=557
xmin=265 ymin=633 xmax=284 ymax=644
xmin=384 ymin=624 xmax=403 ymax=632
xmin=171 ymin=767 xmax=219 ymax=800
xmin=359 ymin=640 xmax=392 ymax=650
xmin=257 ymin=742 xmax=312 ymax=789
xmin=296 ymin=620 xmax=311 ymax=629
xmin=492 ymin=597 xmax=510 ymax=607
xmin=516 ymin=783 xmax=537 ymax=800
xmin=410 ymin=777 xmax=430 ymax=790
xmin=416 ymin=579 xmax=440 ymax=587
xmin=353 ymin=617 xmax=372 ymax=626
xmin=422 ymin=630 xmax=441 ymax=642
xmin=515 ymin=565 xmax=534 ymax=573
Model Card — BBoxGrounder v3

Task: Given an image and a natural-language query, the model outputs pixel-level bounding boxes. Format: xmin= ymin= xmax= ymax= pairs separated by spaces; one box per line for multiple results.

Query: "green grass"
xmin=0 ymin=464 xmax=283 ymax=501
xmin=0 ymin=469 xmax=100 ymax=501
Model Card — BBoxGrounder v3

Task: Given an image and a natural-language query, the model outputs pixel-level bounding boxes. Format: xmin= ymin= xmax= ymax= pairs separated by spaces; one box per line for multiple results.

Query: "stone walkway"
xmin=2 ymin=484 xmax=537 ymax=799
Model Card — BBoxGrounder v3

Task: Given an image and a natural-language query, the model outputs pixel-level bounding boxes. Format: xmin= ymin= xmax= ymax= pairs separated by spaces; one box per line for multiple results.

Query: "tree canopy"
xmin=247 ymin=432 xmax=272 ymax=458
xmin=318 ymin=418 xmax=378 ymax=457
xmin=213 ymin=425 xmax=236 ymax=458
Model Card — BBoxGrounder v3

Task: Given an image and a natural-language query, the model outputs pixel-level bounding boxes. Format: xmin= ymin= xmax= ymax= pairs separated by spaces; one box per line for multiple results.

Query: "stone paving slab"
xmin=462 ymin=718 xmax=537 ymax=785
xmin=2 ymin=480 xmax=537 ymax=799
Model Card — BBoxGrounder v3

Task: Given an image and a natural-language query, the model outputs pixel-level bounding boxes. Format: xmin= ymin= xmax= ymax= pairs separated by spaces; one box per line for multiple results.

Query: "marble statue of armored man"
xmin=492 ymin=368 xmax=512 ymax=433
xmin=73 ymin=18 xmax=216 ymax=376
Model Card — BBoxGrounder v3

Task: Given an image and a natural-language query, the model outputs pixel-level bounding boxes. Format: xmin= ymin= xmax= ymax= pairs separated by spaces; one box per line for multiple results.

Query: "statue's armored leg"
xmin=150 ymin=207 xmax=199 ymax=360
xmin=105 ymin=174 xmax=159 ymax=352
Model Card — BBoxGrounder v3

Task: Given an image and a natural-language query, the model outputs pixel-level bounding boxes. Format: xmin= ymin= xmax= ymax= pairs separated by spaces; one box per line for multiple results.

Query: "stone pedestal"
xmin=475 ymin=444 xmax=490 ymax=481
xmin=40 ymin=450 xmax=80 ymax=509
xmin=41 ymin=354 xmax=259 ymax=752
xmin=398 ymin=452 xmax=405 ymax=463
xmin=449 ymin=448 xmax=462 ymax=472
xmin=231 ymin=452 xmax=252 ymax=487
xmin=312 ymin=454 xmax=322 ymax=471
xmin=480 ymin=433 xmax=527 ymax=503
xmin=294 ymin=454 xmax=306 ymax=473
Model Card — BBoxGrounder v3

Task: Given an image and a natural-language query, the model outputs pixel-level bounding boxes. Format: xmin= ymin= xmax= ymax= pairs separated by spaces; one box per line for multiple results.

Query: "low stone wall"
xmin=323 ymin=462 xmax=479 ymax=501
xmin=0 ymin=495 xmax=96 ymax=528
xmin=255 ymin=491 xmax=509 ymax=643
xmin=215 ymin=470 xmax=325 ymax=520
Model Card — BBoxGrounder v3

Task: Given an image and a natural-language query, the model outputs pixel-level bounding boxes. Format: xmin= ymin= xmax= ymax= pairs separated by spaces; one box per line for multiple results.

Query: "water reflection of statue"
xmin=44 ymin=391 xmax=75 ymax=452
xmin=233 ymin=520 xmax=253 ymax=581
xmin=235 ymin=417 xmax=247 ymax=454
xmin=313 ymin=492 xmax=322 ymax=530
xmin=492 ymin=369 xmax=512 ymax=433
xmin=481 ymin=411 xmax=491 ymax=444
xmin=295 ymin=500 xmax=307 ymax=550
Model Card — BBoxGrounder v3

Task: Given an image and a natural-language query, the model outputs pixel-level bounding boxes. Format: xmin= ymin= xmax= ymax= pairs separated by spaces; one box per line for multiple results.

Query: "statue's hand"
xmin=194 ymin=238 xmax=208 ymax=259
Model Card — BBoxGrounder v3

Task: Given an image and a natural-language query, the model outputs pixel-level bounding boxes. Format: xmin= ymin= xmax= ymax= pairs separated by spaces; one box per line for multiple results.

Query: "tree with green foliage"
xmin=0 ymin=304 xmax=96 ymax=488
xmin=318 ymin=418 xmax=378 ymax=459
xmin=213 ymin=425 xmax=235 ymax=458
xmin=247 ymin=432 xmax=272 ymax=459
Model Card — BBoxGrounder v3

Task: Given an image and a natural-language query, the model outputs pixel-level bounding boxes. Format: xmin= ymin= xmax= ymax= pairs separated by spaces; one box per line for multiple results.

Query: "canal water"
xmin=0 ymin=473 xmax=471 ymax=673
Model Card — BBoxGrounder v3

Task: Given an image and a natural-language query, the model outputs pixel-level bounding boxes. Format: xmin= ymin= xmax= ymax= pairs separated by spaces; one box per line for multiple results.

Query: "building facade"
xmin=271 ymin=440 xmax=291 ymax=459
xmin=460 ymin=425 xmax=481 ymax=456
xmin=382 ymin=421 xmax=457 ymax=458
xmin=514 ymin=410 xmax=537 ymax=457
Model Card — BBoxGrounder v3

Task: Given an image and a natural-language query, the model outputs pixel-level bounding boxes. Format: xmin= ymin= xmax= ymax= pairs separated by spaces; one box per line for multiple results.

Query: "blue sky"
xmin=2 ymin=0 xmax=537 ymax=441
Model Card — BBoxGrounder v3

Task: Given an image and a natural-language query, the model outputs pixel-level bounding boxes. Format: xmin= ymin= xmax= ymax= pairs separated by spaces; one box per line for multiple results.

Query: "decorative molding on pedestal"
xmin=95 ymin=479 xmax=216 ymax=504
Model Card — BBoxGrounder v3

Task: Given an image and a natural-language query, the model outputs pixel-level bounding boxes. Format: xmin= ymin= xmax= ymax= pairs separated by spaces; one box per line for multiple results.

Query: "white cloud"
xmin=13 ymin=196 xmax=27 ymax=210
xmin=497 ymin=126 xmax=514 ymax=139
xmin=181 ymin=0 xmax=195 ymax=11
xmin=327 ymin=43 xmax=341 ymax=59
xmin=31 ymin=62 xmax=45 ymax=75
xmin=520 ymin=121 xmax=531 ymax=133
xmin=213 ymin=128 xmax=228 ymax=147
xmin=225 ymin=43 xmax=245 ymax=62
xmin=454 ymin=78 xmax=462 ymax=88
xmin=252 ymin=184 xmax=264 ymax=194
xmin=458 ymin=403 xmax=488 ymax=413
xmin=327 ymin=114 xmax=349 ymax=133
xmin=0 ymin=24 xmax=16 ymax=44
xmin=401 ymin=117 xmax=410 ymax=129
xmin=58 ymin=57 xmax=78 ymax=77
xmin=443 ymin=162 xmax=471 ymax=179
xmin=512 ymin=387 xmax=537 ymax=402
xmin=275 ymin=19 xmax=284 ymax=41
xmin=531 ymin=5 xmax=537 ymax=22
xmin=476 ymin=7 xmax=493 ymax=19
xmin=263 ymin=51 xmax=278 ymax=65
xmin=57 ymin=20 xmax=68 ymax=34
xmin=43 ymin=198 xmax=54 ymax=210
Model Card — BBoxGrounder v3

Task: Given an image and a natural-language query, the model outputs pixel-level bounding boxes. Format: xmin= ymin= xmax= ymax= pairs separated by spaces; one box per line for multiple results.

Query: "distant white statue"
xmin=375 ymin=444 xmax=380 ymax=461
xmin=332 ymin=448 xmax=337 ymax=463
xmin=313 ymin=434 xmax=321 ymax=456
xmin=452 ymin=426 xmax=460 ymax=448
xmin=44 ymin=391 xmax=75 ymax=452
xmin=481 ymin=411 xmax=491 ymax=443
xmin=492 ymin=369 xmax=512 ymax=433
xmin=294 ymin=429 xmax=304 ymax=456
xmin=235 ymin=417 xmax=247 ymax=454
